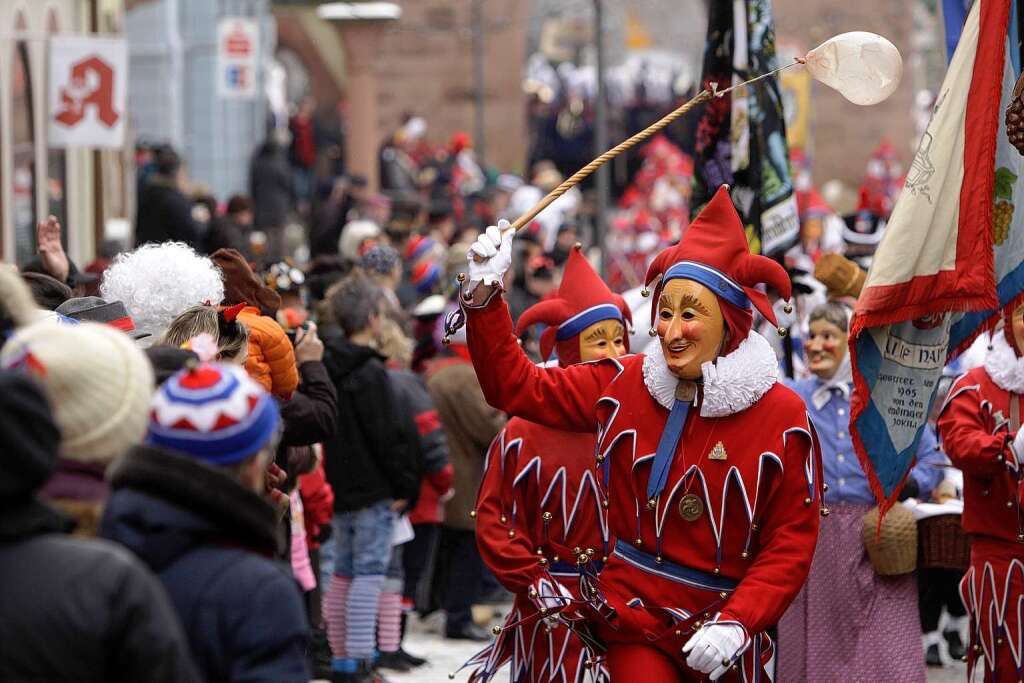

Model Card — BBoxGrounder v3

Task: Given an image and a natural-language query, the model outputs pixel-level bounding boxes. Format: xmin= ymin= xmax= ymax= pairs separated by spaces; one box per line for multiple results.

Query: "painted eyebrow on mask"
xmin=583 ymin=322 xmax=623 ymax=341
xmin=659 ymin=292 xmax=711 ymax=315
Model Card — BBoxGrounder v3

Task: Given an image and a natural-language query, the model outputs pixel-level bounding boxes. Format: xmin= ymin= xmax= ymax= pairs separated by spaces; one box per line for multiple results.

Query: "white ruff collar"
xmin=984 ymin=332 xmax=1024 ymax=393
xmin=642 ymin=331 xmax=780 ymax=417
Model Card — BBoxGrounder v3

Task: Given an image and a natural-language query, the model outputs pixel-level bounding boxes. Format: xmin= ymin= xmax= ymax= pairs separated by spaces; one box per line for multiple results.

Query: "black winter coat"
xmin=281 ymin=360 xmax=338 ymax=448
xmin=321 ymin=330 xmax=419 ymax=511
xmin=276 ymin=360 xmax=339 ymax=475
xmin=100 ymin=446 xmax=310 ymax=683
xmin=250 ymin=151 xmax=293 ymax=230
xmin=136 ymin=175 xmax=202 ymax=248
xmin=386 ymin=368 xmax=446 ymax=504
xmin=0 ymin=500 xmax=199 ymax=682
xmin=205 ymin=216 xmax=250 ymax=256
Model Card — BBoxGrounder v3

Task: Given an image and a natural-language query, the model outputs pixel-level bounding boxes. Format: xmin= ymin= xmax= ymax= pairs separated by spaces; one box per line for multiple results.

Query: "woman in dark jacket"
xmin=0 ymin=372 xmax=199 ymax=683
xmin=250 ymin=139 xmax=295 ymax=262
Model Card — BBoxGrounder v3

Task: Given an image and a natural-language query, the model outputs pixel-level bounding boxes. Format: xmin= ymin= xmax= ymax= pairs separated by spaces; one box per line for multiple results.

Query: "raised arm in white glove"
xmin=682 ymin=622 xmax=746 ymax=681
xmin=466 ymin=220 xmax=514 ymax=292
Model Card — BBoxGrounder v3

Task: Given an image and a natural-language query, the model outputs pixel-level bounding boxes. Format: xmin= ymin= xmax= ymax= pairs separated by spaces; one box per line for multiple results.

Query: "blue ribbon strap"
xmin=646 ymin=399 xmax=690 ymax=500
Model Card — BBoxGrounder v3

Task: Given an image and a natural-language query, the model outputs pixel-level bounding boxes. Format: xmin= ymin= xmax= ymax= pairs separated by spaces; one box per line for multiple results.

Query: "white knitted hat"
xmin=1 ymin=321 xmax=155 ymax=464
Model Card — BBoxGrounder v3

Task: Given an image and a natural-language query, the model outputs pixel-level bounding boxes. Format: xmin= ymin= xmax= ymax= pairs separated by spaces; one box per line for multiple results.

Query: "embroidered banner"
xmin=850 ymin=0 xmax=1023 ymax=508
xmin=691 ymin=0 xmax=799 ymax=257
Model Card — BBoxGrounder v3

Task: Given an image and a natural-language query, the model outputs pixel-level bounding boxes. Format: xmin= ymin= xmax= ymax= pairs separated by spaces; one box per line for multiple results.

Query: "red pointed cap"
xmin=516 ymin=247 xmax=632 ymax=363
xmin=643 ymin=185 xmax=792 ymax=328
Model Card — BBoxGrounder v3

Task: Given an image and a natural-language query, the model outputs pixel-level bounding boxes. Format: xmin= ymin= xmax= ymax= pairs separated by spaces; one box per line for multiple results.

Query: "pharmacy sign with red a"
xmin=48 ymin=36 xmax=127 ymax=148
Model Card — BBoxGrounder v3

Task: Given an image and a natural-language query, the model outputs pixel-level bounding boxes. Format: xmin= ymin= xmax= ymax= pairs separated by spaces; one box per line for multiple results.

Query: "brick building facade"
xmin=773 ymin=0 xmax=917 ymax=188
xmin=278 ymin=0 xmax=919 ymax=191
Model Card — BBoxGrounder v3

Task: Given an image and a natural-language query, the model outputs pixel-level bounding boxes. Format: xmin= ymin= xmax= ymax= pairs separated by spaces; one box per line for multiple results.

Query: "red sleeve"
xmin=425 ymin=463 xmax=454 ymax=496
xmin=475 ymin=429 xmax=546 ymax=593
xmin=299 ymin=462 xmax=334 ymax=527
xmin=937 ymin=376 xmax=1014 ymax=476
xmin=718 ymin=427 xmax=823 ymax=636
xmin=464 ymin=292 xmax=621 ymax=433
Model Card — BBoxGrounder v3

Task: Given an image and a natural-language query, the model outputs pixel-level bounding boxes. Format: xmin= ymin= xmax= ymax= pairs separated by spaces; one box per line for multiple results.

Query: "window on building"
xmin=12 ymin=39 xmax=36 ymax=264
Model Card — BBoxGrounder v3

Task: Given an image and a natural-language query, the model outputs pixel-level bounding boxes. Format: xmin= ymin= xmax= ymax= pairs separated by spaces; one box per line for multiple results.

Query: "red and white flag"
xmin=850 ymin=0 xmax=1013 ymax=509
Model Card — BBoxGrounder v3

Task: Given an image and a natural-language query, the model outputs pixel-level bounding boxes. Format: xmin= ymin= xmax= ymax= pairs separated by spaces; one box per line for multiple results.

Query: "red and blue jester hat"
xmin=514 ymin=246 xmax=633 ymax=367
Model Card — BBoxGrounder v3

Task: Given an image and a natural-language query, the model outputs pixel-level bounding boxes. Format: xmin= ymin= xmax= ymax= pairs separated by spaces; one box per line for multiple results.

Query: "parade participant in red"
xmin=470 ymin=246 xmax=631 ymax=682
xmin=457 ymin=186 xmax=823 ymax=681
xmin=937 ymin=304 xmax=1024 ymax=683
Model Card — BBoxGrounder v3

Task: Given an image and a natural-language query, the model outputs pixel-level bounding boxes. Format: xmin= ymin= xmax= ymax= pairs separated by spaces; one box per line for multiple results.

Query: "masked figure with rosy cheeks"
xmin=938 ymin=304 xmax=1024 ymax=683
xmin=778 ymin=303 xmax=943 ymax=683
xmin=467 ymin=247 xmax=629 ymax=683
xmin=456 ymin=186 xmax=824 ymax=681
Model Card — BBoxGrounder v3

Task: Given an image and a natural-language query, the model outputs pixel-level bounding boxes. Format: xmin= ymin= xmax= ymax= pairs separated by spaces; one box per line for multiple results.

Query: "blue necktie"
xmin=646 ymin=399 xmax=691 ymax=501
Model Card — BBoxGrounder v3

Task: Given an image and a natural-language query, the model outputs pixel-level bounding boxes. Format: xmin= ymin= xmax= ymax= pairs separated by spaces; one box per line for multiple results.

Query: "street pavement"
xmin=376 ymin=610 xmax=969 ymax=683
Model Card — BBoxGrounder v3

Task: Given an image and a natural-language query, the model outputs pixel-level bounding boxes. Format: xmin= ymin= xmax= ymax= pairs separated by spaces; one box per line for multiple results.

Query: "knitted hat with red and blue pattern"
xmin=146 ymin=362 xmax=279 ymax=465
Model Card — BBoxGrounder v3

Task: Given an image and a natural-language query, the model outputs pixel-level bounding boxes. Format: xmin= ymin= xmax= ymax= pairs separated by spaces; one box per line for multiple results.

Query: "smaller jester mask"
xmin=515 ymin=247 xmax=632 ymax=367
xmin=578 ymin=318 xmax=627 ymax=363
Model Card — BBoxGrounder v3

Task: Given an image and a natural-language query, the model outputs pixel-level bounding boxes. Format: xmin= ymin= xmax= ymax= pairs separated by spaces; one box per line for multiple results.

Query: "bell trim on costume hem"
xmin=959 ymin=557 xmax=1024 ymax=673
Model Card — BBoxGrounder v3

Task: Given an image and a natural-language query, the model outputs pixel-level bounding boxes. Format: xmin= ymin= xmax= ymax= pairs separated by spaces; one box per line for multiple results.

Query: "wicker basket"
xmin=918 ymin=514 xmax=971 ymax=571
xmin=862 ymin=504 xmax=918 ymax=576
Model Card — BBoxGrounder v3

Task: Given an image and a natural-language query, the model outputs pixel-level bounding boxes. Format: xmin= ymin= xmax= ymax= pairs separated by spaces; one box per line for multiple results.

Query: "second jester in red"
xmin=473 ymin=246 xmax=632 ymax=682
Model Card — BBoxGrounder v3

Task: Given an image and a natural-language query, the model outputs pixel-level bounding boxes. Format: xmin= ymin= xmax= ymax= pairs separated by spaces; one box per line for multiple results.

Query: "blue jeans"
xmin=330 ymin=500 xmax=396 ymax=578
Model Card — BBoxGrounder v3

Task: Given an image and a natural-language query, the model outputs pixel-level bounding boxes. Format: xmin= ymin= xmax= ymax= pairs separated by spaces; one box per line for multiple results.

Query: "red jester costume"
xmin=457 ymin=186 xmax=824 ymax=681
xmin=470 ymin=247 xmax=631 ymax=683
xmin=937 ymin=305 xmax=1024 ymax=683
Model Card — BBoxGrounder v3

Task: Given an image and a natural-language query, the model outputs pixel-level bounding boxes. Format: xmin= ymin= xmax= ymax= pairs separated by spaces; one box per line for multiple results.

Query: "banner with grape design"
xmin=849 ymin=0 xmax=1022 ymax=509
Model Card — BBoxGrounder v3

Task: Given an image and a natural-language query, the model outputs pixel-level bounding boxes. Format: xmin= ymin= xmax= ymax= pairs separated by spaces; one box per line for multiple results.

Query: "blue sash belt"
xmin=549 ymin=559 xmax=605 ymax=577
xmin=613 ymin=540 xmax=738 ymax=592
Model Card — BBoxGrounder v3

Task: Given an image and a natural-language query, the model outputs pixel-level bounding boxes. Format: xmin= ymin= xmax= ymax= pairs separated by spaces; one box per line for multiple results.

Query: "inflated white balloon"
xmin=804 ymin=32 xmax=903 ymax=106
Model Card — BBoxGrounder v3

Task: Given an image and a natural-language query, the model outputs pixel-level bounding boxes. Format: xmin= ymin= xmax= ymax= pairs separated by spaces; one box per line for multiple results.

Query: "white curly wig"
xmin=100 ymin=242 xmax=224 ymax=343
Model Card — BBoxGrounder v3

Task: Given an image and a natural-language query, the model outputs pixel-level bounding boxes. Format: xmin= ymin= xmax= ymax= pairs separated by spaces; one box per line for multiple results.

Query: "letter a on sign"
xmin=48 ymin=36 xmax=127 ymax=148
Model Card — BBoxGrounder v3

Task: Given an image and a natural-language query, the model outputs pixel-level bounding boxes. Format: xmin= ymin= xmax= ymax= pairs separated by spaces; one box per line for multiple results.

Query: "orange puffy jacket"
xmin=237 ymin=306 xmax=299 ymax=399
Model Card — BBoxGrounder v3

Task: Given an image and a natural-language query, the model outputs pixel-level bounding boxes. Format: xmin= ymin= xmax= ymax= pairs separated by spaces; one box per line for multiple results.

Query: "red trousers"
xmin=961 ymin=537 xmax=1024 ymax=683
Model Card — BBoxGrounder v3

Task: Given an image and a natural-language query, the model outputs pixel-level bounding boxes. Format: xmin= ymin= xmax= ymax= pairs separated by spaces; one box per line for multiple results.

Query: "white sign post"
xmin=217 ymin=18 xmax=259 ymax=99
xmin=48 ymin=36 xmax=127 ymax=148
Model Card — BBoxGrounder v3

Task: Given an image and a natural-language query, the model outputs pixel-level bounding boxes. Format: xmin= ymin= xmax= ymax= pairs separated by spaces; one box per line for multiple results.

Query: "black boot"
xmin=925 ymin=643 xmax=943 ymax=667
xmin=331 ymin=659 xmax=376 ymax=683
xmin=376 ymin=651 xmax=413 ymax=672
xmin=397 ymin=646 xmax=427 ymax=667
xmin=445 ymin=621 xmax=491 ymax=642
xmin=309 ymin=626 xmax=333 ymax=680
xmin=944 ymin=629 xmax=967 ymax=660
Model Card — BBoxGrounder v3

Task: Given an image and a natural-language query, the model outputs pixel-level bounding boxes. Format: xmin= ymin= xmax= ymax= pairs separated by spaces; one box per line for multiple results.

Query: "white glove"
xmin=528 ymin=576 xmax=574 ymax=614
xmin=1011 ymin=428 xmax=1024 ymax=467
xmin=682 ymin=622 xmax=746 ymax=681
xmin=467 ymin=220 xmax=513 ymax=290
